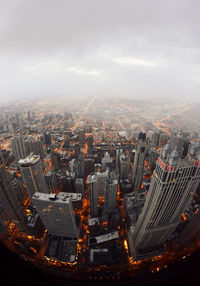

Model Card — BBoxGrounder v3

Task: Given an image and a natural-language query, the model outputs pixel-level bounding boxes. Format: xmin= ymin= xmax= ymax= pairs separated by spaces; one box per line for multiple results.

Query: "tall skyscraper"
xmin=32 ymin=192 xmax=79 ymax=238
xmin=149 ymin=149 xmax=158 ymax=173
xmin=84 ymin=157 xmax=95 ymax=177
xmin=19 ymin=153 xmax=48 ymax=199
xmin=115 ymin=148 xmax=120 ymax=174
xmin=79 ymin=129 xmax=85 ymax=147
xmin=87 ymin=135 xmax=93 ymax=149
xmin=129 ymin=143 xmax=200 ymax=260
xmin=0 ymin=152 xmax=27 ymax=231
xmin=120 ymin=153 xmax=130 ymax=180
xmin=43 ymin=132 xmax=51 ymax=146
xmin=104 ymin=175 xmax=118 ymax=213
xmin=132 ymin=132 xmax=147 ymax=191
xmin=74 ymin=143 xmax=80 ymax=157
xmin=95 ymin=169 xmax=109 ymax=197
xmin=88 ymin=174 xmax=98 ymax=218
xmin=11 ymin=135 xmax=26 ymax=162
xmin=75 ymin=153 xmax=85 ymax=178
xmin=152 ymin=132 xmax=160 ymax=148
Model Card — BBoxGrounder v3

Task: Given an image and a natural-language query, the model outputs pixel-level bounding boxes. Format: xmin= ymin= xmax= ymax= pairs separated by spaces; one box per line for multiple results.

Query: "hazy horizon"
xmin=1 ymin=0 xmax=200 ymax=103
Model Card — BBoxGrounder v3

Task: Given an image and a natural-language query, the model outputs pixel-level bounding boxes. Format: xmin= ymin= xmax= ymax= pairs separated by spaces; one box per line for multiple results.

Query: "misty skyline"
xmin=1 ymin=0 xmax=200 ymax=103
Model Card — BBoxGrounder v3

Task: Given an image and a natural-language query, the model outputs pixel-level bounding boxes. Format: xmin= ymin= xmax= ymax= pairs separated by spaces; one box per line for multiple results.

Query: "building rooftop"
xmin=89 ymin=230 xmax=119 ymax=246
xmin=18 ymin=153 xmax=40 ymax=166
xmin=32 ymin=192 xmax=82 ymax=204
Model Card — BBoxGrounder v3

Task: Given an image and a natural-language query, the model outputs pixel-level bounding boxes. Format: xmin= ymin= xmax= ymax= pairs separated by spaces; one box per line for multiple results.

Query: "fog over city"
xmin=1 ymin=0 xmax=200 ymax=103
xmin=1 ymin=2 xmax=200 ymax=285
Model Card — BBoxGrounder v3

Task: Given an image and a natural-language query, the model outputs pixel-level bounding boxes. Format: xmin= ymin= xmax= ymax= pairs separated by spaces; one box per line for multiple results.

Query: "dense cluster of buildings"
xmin=0 ymin=104 xmax=200 ymax=278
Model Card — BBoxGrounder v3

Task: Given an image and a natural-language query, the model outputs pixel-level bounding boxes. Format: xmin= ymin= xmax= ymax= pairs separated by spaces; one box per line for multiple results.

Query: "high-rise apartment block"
xmin=84 ymin=157 xmax=95 ymax=178
xmin=43 ymin=132 xmax=51 ymax=146
xmin=95 ymin=170 xmax=109 ymax=197
xmin=104 ymin=175 xmax=118 ymax=213
xmin=19 ymin=153 xmax=48 ymax=199
xmin=132 ymin=132 xmax=147 ymax=191
xmin=120 ymin=153 xmax=130 ymax=180
xmin=11 ymin=135 xmax=26 ymax=162
xmin=88 ymin=174 xmax=98 ymax=218
xmin=79 ymin=129 xmax=85 ymax=147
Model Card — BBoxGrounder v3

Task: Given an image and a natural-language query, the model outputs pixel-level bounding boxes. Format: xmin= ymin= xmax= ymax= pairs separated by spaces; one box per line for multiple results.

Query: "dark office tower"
xmin=84 ymin=158 xmax=95 ymax=177
xmin=152 ymin=132 xmax=160 ymax=147
xmin=51 ymin=151 xmax=61 ymax=170
xmin=149 ymin=149 xmax=158 ymax=173
xmin=79 ymin=129 xmax=85 ymax=147
xmin=75 ymin=159 xmax=85 ymax=179
xmin=120 ymin=153 xmax=130 ymax=180
xmin=88 ymin=174 xmax=98 ymax=218
xmin=129 ymin=143 xmax=200 ymax=260
xmin=87 ymin=135 xmax=93 ymax=149
xmin=19 ymin=153 xmax=48 ymax=199
xmin=169 ymin=132 xmax=185 ymax=158
xmin=32 ymin=193 xmax=79 ymax=238
xmin=74 ymin=143 xmax=80 ymax=157
xmin=63 ymin=132 xmax=70 ymax=147
xmin=115 ymin=148 xmax=120 ymax=174
xmin=44 ymin=132 xmax=51 ymax=146
xmin=131 ymin=132 xmax=147 ymax=191
xmin=182 ymin=140 xmax=190 ymax=158
xmin=104 ymin=176 xmax=118 ymax=213
xmin=11 ymin=135 xmax=26 ymax=162
xmin=0 ymin=153 xmax=27 ymax=231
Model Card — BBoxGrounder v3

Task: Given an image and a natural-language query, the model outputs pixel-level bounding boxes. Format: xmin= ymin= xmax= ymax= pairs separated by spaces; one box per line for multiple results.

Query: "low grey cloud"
xmin=0 ymin=0 xmax=200 ymax=103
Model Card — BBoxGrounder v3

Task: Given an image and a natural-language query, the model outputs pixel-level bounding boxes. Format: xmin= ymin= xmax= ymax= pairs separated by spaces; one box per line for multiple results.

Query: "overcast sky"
xmin=0 ymin=0 xmax=200 ymax=103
